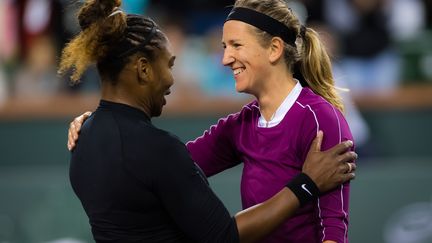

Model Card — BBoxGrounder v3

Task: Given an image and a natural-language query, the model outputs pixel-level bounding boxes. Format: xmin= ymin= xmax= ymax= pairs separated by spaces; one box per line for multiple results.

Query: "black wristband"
xmin=286 ymin=173 xmax=320 ymax=206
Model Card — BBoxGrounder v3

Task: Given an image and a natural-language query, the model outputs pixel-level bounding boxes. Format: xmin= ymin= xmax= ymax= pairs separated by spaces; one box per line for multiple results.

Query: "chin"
xmin=235 ymin=84 xmax=252 ymax=94
xmin=153 ymin=110 xmax=163 ymax=117
xmin=235 ymin=83 xmax=246 ymax=93
xmin=150 ymin=106 xmax=163 ymax=117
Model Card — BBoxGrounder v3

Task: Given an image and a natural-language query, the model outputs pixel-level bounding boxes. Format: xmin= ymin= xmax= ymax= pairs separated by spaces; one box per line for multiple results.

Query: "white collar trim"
xmin=258 ymin=80 xmax=302 ymax=128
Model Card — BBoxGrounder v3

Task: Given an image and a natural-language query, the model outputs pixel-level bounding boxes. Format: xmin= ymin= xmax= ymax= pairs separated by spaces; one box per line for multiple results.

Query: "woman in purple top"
xmin=68 ymin=0 xmax=355 ymax=242
xmin=185 ymin=1 xmax=354 ymax=242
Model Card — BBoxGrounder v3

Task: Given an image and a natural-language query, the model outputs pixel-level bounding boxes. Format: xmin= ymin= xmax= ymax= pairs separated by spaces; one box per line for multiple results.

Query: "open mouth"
xmin=233 ymin=68 xmax=245 ymax=76
xmin=163 ymin=89 xmax=171 ymax=105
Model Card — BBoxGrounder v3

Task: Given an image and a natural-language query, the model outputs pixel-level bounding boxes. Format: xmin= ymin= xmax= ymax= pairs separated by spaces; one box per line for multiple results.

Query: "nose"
xmin=222 ymin=48 xmax=235 ymax=66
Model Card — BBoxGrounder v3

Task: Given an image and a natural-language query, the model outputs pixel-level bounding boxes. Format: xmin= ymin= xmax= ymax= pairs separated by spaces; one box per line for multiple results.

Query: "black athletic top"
xmin=70 ymin=100 xmax=239 ymax=243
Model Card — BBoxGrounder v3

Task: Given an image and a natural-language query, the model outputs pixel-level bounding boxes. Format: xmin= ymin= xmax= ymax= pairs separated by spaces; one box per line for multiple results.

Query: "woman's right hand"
xmin=67 ymin=111 xmax=92 ymax=151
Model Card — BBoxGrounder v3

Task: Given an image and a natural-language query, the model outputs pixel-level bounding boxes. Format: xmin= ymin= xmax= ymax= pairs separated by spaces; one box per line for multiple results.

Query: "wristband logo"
xmin=301 ymin=184 xmax=313 ymax=196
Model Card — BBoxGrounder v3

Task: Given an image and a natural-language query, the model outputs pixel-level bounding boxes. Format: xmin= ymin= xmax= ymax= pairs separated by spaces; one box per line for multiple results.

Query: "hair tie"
xmin=108 ymin=8 xmax=123 ymax=18
xmin=300 ymin=25 xmax=307 ymax=39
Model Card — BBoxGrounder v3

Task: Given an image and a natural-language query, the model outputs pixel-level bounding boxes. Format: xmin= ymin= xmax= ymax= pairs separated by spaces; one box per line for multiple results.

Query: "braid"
xmin=98 ymin=15 xmax=165 ymax=82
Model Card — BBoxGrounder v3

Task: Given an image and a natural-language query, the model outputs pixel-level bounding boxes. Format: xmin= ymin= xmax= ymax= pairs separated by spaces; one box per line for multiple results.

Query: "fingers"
xmin=67 ymin=129 xmax=73 ymax=151
xmin=347 ymin=162 xmax=356 ymax=173
xmin=67 ymin=111 xmax=92 ymax=151
xmin=327 ymin=140 xmax=354 ymax=155
xmin=67 ymin=121 xmax=75 ymax=151
xmin=340 ymin=172 xmax=356 ymax=184
xmin=338 ymin=161 xmax=357 ymax=172
xmin=73 ymin=112 xmax=91 ymax=134
xmin=336 ymin=162 xmax=356 ymax=185
xmin=309 ymin=130 xmax=324 ymax=153
xmin=339 ymin=151 xmax=358 ymax=164
xmin=83 ymin=111 xmax=92 ymax=118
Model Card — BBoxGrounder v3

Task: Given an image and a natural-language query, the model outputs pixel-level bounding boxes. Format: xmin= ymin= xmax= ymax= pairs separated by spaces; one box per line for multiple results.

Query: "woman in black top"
xmin=60 ymin=0 xmax=356 ymax=242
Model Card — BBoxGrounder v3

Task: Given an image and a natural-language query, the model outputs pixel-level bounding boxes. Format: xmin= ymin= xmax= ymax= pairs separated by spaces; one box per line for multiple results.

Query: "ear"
xmin=268 ymin=37 xmax=284 ymax=63
xmin=136 ymin=57 xmax=151 ymax=85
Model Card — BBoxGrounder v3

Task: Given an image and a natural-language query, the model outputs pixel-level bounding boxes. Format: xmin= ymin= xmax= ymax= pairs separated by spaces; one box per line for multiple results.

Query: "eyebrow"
xmin=222 ymin=39 xmax=242 ymax=45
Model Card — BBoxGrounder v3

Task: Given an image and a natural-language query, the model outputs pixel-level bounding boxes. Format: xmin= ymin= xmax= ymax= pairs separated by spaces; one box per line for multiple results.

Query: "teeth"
xmin=233 ymin=68 xmax=244 ymax=75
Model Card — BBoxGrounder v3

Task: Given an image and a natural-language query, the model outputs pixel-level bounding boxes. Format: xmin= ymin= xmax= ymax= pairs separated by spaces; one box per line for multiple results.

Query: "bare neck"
xmin=100 ymin=81 xmax=152 ymax=117
xmin=257 ymin=74 xmax=296 ymax=121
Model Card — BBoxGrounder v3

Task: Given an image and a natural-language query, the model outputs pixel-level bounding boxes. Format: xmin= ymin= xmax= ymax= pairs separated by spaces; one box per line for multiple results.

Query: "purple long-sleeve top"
xmin=186 ymin=87 xmax=354 ymax=243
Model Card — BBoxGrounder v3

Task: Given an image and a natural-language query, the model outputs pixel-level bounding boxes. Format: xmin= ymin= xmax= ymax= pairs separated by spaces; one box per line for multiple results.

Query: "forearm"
xmin=235 ymin=188 xmax=299 ymax=243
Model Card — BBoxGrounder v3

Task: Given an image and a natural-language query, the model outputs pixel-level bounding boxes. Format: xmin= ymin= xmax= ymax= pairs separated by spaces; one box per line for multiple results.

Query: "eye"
xmin=233 ymin=43 xmax=241 ymax=48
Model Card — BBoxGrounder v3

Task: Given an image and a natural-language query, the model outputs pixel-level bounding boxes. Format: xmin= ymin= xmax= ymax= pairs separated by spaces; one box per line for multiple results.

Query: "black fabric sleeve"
xmin=148 ymin=136 xmax=239 ymax=243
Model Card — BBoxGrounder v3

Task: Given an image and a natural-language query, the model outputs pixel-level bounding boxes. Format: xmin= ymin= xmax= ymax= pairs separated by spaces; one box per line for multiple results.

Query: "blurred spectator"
xmin=0 ymin=0 xmax=18 ymax=63
xmin=13 ymin=35 xmax=60 ymax=98
xmin=0 ymin=0 xmax=19 ymax=104
xmin=0 ymin=64 xmax=8 ymax=106
xmin=323 ymin=0 xmax=402 ymax=94
xmin=388 ymin=0 xmax=426 ymax=41
xmin=334 ymin=67 xmax=371 ymax=151
xmin=19 ymin=0 xmax=63 ymax=59
xmin=1 ymin=0 xmax=430 ymax=101
xmin=425 ymin=0 xmax=432 ymax=29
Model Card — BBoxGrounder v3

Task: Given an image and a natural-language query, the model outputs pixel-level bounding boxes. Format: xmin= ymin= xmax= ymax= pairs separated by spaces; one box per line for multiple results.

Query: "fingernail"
xmin=346 ymin=140 xmax=353 ymax=147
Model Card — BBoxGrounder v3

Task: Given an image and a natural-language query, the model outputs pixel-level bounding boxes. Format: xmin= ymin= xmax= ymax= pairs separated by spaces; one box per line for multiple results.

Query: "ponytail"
xmin=300 ymin=27 xmax=344 ymax=113
xmin=58 ymin=0 xmax=126 ymax=83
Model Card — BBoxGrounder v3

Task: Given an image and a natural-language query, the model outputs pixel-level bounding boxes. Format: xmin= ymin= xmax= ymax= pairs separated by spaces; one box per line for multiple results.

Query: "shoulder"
xmin=110 ymin=111 xmax=188 ymax=162
xmin=294 ymin=88 xmax=349 ymax=134
xmin=228 ymin=100 xmax=259 ymax=123
xmin=122 ymin=121 xmax=194 ymax=173
xmin=211 ymin=100 xmax=258 ymax=129
xmin=137 ymin=125 xmax=186 ymax=156
xmin=295 ymin=88 xmax=343 ymax=120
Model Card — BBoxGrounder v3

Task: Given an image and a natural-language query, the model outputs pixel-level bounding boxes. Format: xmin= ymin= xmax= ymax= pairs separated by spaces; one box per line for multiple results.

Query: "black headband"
xmin=225 ymin=7 xmax=297 ymax=47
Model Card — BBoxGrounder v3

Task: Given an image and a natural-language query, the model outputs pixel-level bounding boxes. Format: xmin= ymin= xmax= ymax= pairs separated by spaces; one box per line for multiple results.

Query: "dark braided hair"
xmin=58 ymin=0 xmax=166 ymax=84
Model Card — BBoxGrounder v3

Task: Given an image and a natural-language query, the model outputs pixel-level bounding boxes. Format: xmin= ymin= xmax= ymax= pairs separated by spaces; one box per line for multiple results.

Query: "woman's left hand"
xmin=67 ymin=111 xmax=92 ymax=150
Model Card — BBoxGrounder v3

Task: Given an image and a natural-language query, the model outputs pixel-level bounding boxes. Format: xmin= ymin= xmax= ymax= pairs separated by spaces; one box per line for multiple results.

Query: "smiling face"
xmin=148 ymin=43 xmax=176 ymax=117
xmin=222 ymin=20 xmax=272 ymax=94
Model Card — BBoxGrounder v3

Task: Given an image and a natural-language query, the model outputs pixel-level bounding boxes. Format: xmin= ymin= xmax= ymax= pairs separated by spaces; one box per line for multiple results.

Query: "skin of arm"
xmin=235 ymin=187 xmax=300 ymax=242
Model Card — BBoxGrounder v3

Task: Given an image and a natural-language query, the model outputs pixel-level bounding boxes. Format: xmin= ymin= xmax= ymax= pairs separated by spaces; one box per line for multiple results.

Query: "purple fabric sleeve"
xmin=186 ymin=113 xmax=241 ymax=177
xmin=299 ymin=102 xmax=354 ymax=243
